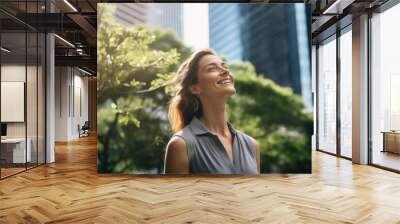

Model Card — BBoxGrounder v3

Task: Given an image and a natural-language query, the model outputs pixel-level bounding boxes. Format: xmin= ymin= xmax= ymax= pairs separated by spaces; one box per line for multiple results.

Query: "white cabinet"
xmin=1 ymin=138 xmax=32 ymax=163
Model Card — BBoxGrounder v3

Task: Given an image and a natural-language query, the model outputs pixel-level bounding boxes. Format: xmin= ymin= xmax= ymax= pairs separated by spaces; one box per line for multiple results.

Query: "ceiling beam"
xmin=67 ymin=13 xmax=97 ymax=40
xmin=55 ymin=55 xmax=96 ymax=72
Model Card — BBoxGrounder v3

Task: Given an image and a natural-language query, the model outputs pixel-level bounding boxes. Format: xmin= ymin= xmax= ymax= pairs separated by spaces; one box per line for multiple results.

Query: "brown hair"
xmin=168 ymin=48 xmax=216 ymax=133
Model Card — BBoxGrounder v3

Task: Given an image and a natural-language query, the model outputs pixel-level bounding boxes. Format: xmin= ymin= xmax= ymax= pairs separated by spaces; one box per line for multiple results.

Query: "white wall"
xmin=1 ymin=65 xmax=36 ymax=138
xmin=1 ymin=65 xmax=26 ymax=140
xmin=1 ymin=63 xmax=46 ymax=164
xmin=55 ymin=67 xmax=69 ymax=141
xmin=72 ymin=72 xmax=89 ymax=138
xmin=1 ymin=64 xmax=25 ymax=81
xmin=55 ymin=67 xmax=89 ymax=141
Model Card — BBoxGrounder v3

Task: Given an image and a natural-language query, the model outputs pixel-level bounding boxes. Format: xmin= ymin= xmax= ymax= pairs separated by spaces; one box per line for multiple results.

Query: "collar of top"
xmin=189 ymin=116 xmax=237 ymax=136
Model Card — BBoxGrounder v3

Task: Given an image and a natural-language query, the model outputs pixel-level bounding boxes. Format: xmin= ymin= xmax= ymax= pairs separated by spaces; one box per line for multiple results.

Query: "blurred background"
xmin=97 ymin=3 xmax=313 ymax=174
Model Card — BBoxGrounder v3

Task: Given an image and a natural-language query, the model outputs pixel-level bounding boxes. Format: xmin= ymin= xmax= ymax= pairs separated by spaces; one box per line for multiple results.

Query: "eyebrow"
xmin=206 ymin=62 xmax=228 ymax=68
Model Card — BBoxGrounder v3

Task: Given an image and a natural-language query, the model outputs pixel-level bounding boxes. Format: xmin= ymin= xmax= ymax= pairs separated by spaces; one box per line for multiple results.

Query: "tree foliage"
xmin=228 ymin=62 xmax=312 ymax=173
xmin=97 ymin=4 xmax=190 ymax=173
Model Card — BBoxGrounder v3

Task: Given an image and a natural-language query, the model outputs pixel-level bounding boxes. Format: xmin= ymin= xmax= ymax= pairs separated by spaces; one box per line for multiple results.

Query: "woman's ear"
xmin=189 ymin=85 xmax=201 ymax=95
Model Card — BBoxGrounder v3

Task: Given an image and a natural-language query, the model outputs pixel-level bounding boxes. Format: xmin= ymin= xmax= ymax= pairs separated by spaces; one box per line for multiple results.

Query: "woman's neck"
xmin=199 ymin=99 xmax=229 ymax=137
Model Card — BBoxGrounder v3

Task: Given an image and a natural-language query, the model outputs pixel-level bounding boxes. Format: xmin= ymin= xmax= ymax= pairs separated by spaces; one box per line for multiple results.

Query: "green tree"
xmin=97 ymin=4 xmax=180 ymax=101
xmin=97 ymin=4 xmax=190 ymax=172
xmin=228 ymin=62 xmax=312 ymax=173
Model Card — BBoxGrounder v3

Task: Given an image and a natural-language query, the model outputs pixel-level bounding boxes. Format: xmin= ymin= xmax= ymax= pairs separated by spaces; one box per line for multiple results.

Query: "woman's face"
xmin=191 ymin=54 xmax=236 ymax=99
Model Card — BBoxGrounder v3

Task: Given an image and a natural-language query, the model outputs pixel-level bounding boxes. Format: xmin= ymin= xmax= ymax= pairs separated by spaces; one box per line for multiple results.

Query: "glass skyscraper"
xmin=209 ymin=4 xmax=312 ymax=108
xmin=209 ymin=4 xmax=243 ymax=62
xmin=114 ymin=3 xmax=184 ymax=39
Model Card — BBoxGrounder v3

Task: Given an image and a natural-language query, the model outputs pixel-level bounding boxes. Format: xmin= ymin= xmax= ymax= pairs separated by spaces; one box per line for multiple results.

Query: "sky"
xmin=183 ymin=3 xmax=209 ymax=51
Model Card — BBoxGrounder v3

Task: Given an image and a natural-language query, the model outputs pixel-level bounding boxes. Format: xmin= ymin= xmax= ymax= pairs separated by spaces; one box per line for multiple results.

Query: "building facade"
xmin=114 ymin=3 xmax=183 ymax=39
xmin=209 ymin=4 xmax=312 ymax=108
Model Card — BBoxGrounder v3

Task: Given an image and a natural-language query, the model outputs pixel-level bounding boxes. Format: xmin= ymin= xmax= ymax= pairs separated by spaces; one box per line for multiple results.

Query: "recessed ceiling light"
xmin=54 ymin=34 xmax=75 ymax=48
xmin=63 ymin=0 xmax=78 ymax=12
xmin=78 ymin=67 xmax=93 ymax=76
xmin=322 ymin=0 xmax=353 ymax=15
xmin=1 ymin=47 xmax=11 ymax=53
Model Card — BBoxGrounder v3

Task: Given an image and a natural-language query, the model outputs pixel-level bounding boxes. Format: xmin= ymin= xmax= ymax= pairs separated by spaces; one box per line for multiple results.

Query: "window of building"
xmin=317 ymin=35 xmax=337 ymax=154
xmin=339 ymin=27 xmax=352 ymax=158
xmin=370 ymin=3 xmax=400 ymax=171
xmin=0 ymin=1 xmax=46 ymax=179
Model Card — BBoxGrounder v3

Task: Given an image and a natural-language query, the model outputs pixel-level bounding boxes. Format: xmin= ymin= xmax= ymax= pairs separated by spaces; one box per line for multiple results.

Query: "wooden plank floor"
xmin=1 ymin=135 xmax=400 ymax=224
xmin=1 ymin=167 xmax=26 ymax=178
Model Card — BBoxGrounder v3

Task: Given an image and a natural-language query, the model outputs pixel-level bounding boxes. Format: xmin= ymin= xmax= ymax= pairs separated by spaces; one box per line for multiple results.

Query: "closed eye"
xmin=207 ymin=67 xmax=218 ymax=72
xmin=206 ymin=63 xmax=230 ymax=72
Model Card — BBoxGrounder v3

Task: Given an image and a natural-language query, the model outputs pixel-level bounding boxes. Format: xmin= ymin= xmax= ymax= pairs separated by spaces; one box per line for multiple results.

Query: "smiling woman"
xmin=165 ymin=48 xmax=260 ymax=174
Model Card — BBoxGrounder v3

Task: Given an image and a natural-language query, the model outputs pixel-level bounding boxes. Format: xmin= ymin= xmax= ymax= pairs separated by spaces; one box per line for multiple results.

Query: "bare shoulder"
xmin=164 ymin=136 xmax=189 ymax=174
xmin=166 ymin=136 xmax=187 ymax=153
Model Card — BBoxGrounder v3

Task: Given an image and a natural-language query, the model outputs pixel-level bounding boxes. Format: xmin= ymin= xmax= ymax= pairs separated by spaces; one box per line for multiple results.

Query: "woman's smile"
xmin=216 ymin=77 xmax=234 ymax=85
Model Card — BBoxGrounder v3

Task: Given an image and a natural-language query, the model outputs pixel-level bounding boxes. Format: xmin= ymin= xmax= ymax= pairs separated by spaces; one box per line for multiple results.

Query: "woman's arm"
xmin=164 ymin=136 xmax=190 ymax=174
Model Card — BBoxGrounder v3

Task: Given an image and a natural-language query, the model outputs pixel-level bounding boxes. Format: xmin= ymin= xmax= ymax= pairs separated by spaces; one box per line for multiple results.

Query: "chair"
xmin=78 ymin=121 xmax=90 ymax=138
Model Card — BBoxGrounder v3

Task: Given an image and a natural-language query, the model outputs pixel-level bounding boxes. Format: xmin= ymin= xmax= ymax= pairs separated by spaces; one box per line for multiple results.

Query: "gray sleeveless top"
xmin=174 ymin=117 xmax=258 ymax=174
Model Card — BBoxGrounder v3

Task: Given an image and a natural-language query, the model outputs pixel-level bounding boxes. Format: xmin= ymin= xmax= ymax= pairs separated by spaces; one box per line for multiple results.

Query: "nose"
xmin=219 ymin=67 xmax=229 ymax=76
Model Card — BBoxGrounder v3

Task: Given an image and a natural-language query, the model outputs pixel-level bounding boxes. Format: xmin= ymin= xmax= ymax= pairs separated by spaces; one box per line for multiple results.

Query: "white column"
xmin=45 ymin=0 xmax=56 ymax=163
xmin=352 ymin=14 xmax=369 ymax=164
xmin=46 ymin=32 xmax=55 ymax=163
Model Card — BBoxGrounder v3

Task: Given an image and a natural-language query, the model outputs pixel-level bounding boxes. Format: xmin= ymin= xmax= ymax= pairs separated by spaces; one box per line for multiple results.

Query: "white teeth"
xmin=218 ymin=79 xmax=232 ymax=84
